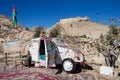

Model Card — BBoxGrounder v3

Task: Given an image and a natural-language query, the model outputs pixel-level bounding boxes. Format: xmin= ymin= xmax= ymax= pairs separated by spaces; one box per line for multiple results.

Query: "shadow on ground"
xmin=73 ymin=63 xmax=93 ymax=73
xmin=55 ymin=63 xmax=93 ymax=74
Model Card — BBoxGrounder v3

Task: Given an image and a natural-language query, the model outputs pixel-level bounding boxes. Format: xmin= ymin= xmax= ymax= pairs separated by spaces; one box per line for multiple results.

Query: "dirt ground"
xmin=0 ymin=62 xmax=119 ymax=80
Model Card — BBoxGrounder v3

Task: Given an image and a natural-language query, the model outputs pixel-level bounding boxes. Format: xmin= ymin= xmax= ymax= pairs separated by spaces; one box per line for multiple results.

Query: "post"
xmin=19 ymin=51 xmax=21 ymax=58
xmin=5 ymin=53 xmax=8 ymax=65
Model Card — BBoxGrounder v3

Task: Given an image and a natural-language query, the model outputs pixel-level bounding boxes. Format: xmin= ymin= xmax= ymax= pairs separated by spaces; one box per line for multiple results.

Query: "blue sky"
xmin=0 ymin=0 xmax=120 ymax=28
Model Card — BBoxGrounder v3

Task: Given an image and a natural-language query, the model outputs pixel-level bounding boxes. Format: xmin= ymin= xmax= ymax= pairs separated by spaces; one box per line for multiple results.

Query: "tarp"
xmin=3 ymin=40 xmax=21 ymax=53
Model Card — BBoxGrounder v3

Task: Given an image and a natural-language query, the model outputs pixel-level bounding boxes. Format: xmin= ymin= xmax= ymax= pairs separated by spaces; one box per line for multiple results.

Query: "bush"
xmin=33 ymin=26 xmax=44 ymax=38
xmin=99 ymin=24 xmax=120 ymax=47
xmin=50 ymin=26 xmax=61 ymax=37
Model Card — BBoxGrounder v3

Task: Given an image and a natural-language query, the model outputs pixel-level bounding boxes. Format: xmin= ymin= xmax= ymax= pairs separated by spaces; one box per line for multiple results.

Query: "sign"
xmin=100 ymin=66 xmax=113 ymax=76
xmin=3 ymin=40 xmax=21 ymax=53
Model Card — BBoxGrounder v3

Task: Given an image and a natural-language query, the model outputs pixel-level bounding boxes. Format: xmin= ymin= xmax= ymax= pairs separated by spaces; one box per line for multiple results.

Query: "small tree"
xmin=33 ymin=26 xmax=44 ymax=38
xmin=98 ymin=24 xmax=120 ymax=47
xmin=100 ymin=34 xmax=105 ymax=45
xmin=105 ymin=24 xmax=119 ymax=46
xmin=50 ymin=26 xmax=61 ymax=37
xmin=108 ymin=24 xmax=119 ymax=36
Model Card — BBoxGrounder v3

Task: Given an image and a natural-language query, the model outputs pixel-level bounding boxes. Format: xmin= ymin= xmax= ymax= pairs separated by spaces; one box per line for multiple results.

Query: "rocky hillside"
xmin=46 ymin=16 xmax=109 ymax=38
xmin=0 ymin=15 xmax=34 ymax=53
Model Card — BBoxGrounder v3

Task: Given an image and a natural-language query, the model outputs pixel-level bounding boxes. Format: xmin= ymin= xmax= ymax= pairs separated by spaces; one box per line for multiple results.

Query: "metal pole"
xmin=44 ymin=40 xmax=48 ymax=68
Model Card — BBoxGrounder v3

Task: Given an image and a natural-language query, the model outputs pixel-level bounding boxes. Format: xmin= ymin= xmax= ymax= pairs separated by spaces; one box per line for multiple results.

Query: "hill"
xmin=46 ymin=16 xmax=109 ymax=38
xmin=0 ymin=15 xmax=34 ymax=53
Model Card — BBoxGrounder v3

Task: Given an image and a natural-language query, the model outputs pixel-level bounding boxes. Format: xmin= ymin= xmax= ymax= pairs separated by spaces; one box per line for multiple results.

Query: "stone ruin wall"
xmin=60 ymin=16 xmax=90 ymax=24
